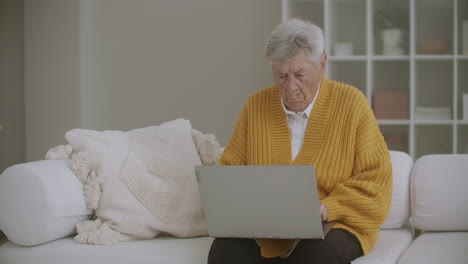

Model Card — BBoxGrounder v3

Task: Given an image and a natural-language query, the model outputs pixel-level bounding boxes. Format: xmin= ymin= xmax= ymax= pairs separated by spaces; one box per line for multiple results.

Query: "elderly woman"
xmin=208 ymin=19 xmax=392 ymax=264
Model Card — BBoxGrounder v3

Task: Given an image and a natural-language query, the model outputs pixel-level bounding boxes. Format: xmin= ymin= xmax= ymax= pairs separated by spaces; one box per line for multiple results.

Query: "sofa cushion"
xmin=0 ymin=160 xmax=93 ymax=246
xmin=398 ymin=232 xmax=468 ymax=264
xmin=411 ymin=154 xmax=468 ymax=231
xmin=380 ymin=151 xmax=412 ymax=229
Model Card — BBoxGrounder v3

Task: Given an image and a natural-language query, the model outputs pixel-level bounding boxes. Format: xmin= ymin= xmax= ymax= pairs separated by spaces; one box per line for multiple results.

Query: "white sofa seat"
xmin=0 ymin=151 xmax=413 ymax=264
xmin=0 ymin=236 xmax=213 ymax=264
xmin=0 ymin=228 xmax=417 ymax=264
xmin=399 ymin=154 xmax=468 ymax=264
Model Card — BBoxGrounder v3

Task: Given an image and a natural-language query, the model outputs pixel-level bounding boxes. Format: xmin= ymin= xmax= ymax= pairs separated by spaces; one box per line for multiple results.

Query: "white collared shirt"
xmin=281 ymin=82 xmax=320 ymax=160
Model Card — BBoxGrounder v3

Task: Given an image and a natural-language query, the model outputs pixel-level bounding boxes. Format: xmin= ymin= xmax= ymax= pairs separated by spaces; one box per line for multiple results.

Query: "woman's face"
xmin=272 ymin=53 xmax=326 ymax=113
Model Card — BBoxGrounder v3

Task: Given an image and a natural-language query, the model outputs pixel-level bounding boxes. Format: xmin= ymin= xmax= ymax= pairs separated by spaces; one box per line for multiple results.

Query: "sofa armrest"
xmin=0 ymin=160 xmax=93 ymax=246
xmin=381 ymin=151 xmax=413 ymax=229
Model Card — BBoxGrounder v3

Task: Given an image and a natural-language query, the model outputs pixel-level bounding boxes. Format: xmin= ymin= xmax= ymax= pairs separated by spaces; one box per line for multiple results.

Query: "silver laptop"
xmin=195 ymin=165 xmax=325 ymax=239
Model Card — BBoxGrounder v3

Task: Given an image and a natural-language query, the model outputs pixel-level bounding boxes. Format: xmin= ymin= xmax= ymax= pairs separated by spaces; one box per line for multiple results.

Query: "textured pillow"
xmin=0 ymin=160 xmax=93 ymax=246
xmin=65 ymin=119 xmax=208 ymax=244
xmin=380 ymin=151 xmax=413 ymax=229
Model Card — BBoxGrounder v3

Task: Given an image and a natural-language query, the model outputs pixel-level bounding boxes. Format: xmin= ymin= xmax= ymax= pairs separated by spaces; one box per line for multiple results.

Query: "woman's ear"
xmin=320 ymin=54 xmax=327 ymax=73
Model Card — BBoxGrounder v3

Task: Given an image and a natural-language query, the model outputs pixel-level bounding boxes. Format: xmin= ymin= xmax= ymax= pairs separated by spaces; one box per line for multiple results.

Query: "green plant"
xmin=375 ymin=2 xmax=409 ymax=32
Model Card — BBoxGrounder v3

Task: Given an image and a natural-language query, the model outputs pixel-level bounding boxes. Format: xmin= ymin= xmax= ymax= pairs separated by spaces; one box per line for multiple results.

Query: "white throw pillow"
xmin=65 ymin=119 xmax=208 ymax=244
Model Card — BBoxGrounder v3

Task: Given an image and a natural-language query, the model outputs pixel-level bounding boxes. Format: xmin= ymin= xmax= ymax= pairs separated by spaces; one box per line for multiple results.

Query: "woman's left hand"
xmin=320 ymin=203 xmax=328 ymax=221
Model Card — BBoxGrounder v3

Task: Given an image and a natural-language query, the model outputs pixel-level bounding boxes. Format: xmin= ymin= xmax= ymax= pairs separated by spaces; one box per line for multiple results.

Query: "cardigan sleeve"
xmin=219 ymin=101 xmax=249 ymax=166
xmin=321 ymin=97 xmax=393 ymax=233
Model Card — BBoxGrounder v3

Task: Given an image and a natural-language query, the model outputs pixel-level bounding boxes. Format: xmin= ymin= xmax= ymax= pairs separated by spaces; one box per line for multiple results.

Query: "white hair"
xmin=265 ymin=18 xmax=325 ymax=65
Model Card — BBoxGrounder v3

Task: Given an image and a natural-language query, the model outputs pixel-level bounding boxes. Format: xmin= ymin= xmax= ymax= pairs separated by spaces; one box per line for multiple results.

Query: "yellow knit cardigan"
xmin=219 ymin=76 xmax=393 ymax=258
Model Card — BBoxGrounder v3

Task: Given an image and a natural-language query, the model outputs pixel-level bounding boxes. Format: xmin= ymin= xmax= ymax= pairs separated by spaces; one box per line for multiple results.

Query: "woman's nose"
xmin=285 ymin=76 xmax=296 ymax=91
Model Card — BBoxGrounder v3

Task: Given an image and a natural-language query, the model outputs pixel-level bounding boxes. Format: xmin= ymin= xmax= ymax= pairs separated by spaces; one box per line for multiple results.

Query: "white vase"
xmin=381 ymin=29 xmax=404 ymax=55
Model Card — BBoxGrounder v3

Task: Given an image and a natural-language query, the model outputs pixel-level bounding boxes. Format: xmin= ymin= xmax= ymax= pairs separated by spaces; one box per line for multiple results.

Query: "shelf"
xmin=285 ymin=0 xmax=468 ymax=159
xmin=330 ymin=0 xmax=364 ymax=2
xmin=372 ymin=56 xmax=410 ymax=61
xmin=378 ymin=120 xmax=411 ymax=125
xmin=414 ymin=55 xmax=455 ymax=60
xmin=414 ymin=120 xmax=454 ymax=125
xmin=289 ymin=0 xmax=322 ymax=3
xmin=329 ymin=56 xmax=367 ymax=61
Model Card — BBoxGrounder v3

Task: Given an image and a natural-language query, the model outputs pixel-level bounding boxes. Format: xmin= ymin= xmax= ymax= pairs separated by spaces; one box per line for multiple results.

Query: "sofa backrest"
xmin=411 ymin=154 xmax=468 ymax=232
xmin=381 ymin=151 xmax=413 ymax=229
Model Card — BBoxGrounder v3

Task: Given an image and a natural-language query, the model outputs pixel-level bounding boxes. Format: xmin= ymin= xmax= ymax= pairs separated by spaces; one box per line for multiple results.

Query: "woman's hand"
xmin=320 ymin=203 xmax=328 ymax=222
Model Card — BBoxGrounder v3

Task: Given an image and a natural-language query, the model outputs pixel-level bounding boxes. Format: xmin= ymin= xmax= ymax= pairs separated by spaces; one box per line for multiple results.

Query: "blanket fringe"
xmin=75 ymin=219 xmax=134 ymax=245
xmin=84 ymin=170 xmax=103 ymax=210
xmin=191 ymin=129 xmax=223 ymax=165
xmin=70 ymin=151 xmax=103 ymax=210
xmin=70 ymin=152 xmax=93 ymax=184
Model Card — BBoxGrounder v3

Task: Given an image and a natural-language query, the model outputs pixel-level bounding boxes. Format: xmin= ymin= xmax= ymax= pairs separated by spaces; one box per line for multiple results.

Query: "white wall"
xmin=0 ymin=0 xmax=25 ymax=172
xmin=25 ymin=0 xmax=281 ymax=161
xmin=24 ymin=0 xmax=81 ymax=161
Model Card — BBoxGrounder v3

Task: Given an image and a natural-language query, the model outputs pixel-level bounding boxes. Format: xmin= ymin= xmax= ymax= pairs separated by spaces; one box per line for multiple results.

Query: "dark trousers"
xmin=207 ymin=229 xmax=363 ymax=264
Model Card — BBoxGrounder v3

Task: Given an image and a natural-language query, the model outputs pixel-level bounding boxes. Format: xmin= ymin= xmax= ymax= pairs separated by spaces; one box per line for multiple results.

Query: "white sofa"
xmin=0 ymin=151 xmax=462 ymax=264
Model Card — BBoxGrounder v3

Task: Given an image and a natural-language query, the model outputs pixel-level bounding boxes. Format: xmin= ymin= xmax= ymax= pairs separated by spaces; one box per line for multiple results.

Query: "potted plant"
xmin=375 ymin=1 xmax=409 ymax=55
